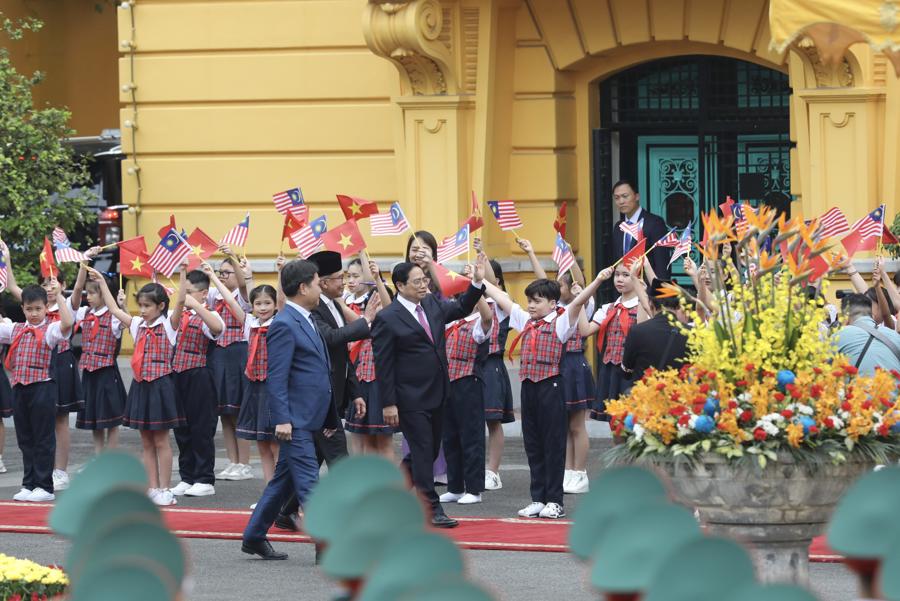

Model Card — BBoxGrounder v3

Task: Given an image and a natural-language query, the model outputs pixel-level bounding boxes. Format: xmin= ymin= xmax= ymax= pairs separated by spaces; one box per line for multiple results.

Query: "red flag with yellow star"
xmin=186 ymin=227 xmax=219 ymax=270
xmin=118 ymin=236 xmax=153 ymax=278
xmin=432 ymin=262 xmax=471 ymax=296
xmin=553 ymin=201 xmax=567 ymax=239
xmin=462 ymin=190 xmax=484 ymax=234
xmin=336 ymin=194 xmax=379 ymax=221
xmin=40 ymin=237 xmax=57 ymax=279
xmin=320 ymin=218 xmax=366 ymax=258
xmin=282 ymin=206 xmax=309 ymax=248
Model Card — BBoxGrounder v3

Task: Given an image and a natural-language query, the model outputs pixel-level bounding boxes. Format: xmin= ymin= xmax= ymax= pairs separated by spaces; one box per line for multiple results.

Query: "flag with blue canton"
xmin=369 ymin=201 xmax=410 ymax=236
xmin=668 ymin=221 xmax=693 ymax=267
xmin=0 ymin=253 xmax=7 ymax=292
xmin=849 ymin=204 xmax=885 ymax=240
xmin=436 ymin=223 xmax=470 ymax=264
xmin=52 ymin=226 xmax=88 ymax=263
xmin=656 ymin=227 xmax=680 ymax=248
xmin=220 ymin=212 xmax=251 ymax=248
xmin=292 ymin=214 xmax=328 ymax=258
xmin=148 ymin=228 xmax=191 ymax=277
xmin=273 ymin=186 xmax=304 ymax=216
xmin=552 ymin=233 xmax=575 ymax=276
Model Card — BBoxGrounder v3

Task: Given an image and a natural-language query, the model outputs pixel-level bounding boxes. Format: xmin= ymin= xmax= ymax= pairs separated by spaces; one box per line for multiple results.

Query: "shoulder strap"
xmin=851 ymin=322 xmax=900 ymax=364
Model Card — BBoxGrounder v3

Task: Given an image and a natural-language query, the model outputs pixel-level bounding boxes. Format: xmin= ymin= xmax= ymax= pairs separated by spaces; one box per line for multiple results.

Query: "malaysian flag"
xmin=52 ymin=227 xmax=88 ymax=263
xmin=149 ymin=228 xmax=192 ymax=277
xmin=272 ymin=187 xmax=304 ymax=216
xmin=552 ymin=233 xmax=575 ymax=276
xmin=656 ymin=227 xmax=679 ymax=248
xmin=0 ymin=253 xmax=7 ymax=293
xmin=618 ymin=220 xmax=643 ymax=240
xmin=849 ymin=205 xmax=885 ymax=240
xmin=369 ymin=202 xmax=410 ymax=236
xmin=487 ymin=200 xmax=523 ymax=231
xmin=291 ymin=215 xmax=327 ymax=259
xmin=668 ymin=222 xmax=693 ymax=267
xmin=815 ymin=207 xmax=850 ymax=240
xmin=220 ymin=213 xmax=250 ymax=248
xmin=436 ymin=224 xmax=470 ymax=264
xmin=732 ymin=204 xmax=752 ymax=236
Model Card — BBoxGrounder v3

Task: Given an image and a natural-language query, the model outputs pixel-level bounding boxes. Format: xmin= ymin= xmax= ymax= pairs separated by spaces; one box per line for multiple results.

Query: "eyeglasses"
xmin=408 ymin=277 xmax=431 ymax=286
xmin=218 ymin=270 xmax=235 ymax=277
xmin=320 ymin=275 xmax=344 ymax=283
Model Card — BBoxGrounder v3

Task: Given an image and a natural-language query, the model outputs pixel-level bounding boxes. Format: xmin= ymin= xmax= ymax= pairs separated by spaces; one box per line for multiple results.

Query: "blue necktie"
xmin=623 ymin=220 xmax=634 ymax=254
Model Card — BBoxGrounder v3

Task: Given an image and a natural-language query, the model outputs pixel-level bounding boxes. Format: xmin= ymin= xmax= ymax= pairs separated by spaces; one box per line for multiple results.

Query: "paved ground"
xmin=0 ymin=419 xmax=858 ymax=600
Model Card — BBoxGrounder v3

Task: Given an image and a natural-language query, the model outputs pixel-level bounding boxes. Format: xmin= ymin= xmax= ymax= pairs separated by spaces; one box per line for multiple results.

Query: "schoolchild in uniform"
xmin=1 ymin=279 xmax=73 ymax=502
xmin=169 ymin=266 xmax=225 ymax=498
xmin=438 ymin=280 xmax=493 ymax=506
xmin=208 ymin=248 xmax=253 ymax=481
xmin=69 ymin=261 xmax=128 ymax=453
xmin=88 ymin=267 xmax=184 ymax=506
xmin=208 ymin=257 xmax=283 ymax=485
xmin=471 ymin=239 xmax=514 ymax=491
xmin=479 ymin=253 xmax=597 ymax=520
xmin=0 ymin=337 xmax=11 ymax=474
xmin=344 ymin=255 xmax=395 ymax=458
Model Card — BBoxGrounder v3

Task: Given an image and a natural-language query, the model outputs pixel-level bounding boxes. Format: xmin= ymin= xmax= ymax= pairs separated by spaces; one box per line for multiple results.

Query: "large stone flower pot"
xmin=643 ymin=453 xmax=872 ymax=584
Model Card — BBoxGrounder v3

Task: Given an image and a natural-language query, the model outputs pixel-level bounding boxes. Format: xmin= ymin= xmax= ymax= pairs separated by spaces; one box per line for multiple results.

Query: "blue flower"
xmin=694 ymin=415 xmax=715 ymax=433
xmin=776 ymin=370 xmax=796 ymax=389
xmin=624 ymin=414 xmax=635 ymax=430
xmin=891 ymin=423 xmax=900 ymax=434
xmin=799 ymin=416 xmax=816 ymax=434
xmin=704 ymin=397 xmax=719 ymax=416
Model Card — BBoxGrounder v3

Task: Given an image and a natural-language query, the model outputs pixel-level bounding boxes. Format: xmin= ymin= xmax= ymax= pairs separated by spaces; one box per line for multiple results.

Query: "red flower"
xmin=863 ymin=400 xmax=873 ymax=410
xmin=728 ymin=400 xmax=738 ymax=410
xmin=693 ymin=395 xmax=706 ymax=405
xmin=717 ymin=422 xmax=730 ymax=431
xmin=809 ymin=426 xmax=819 ymax=435
xmin=753 ymin=428 xmax=767 ymax=441
xmin=707 ymin=372 xmax=717 ymax=380
xmin=735 ymin=380 xmax=748 ymax=387
xmin=781 ymin=409 xmax=794 ymax=419
xmin=669 ymin=407 xmax=686 ymax=417
xmin=698 ymin=383 xmax=710 ymax=394
xmin=891 ymin=369 xmax=900 ymax=380
xmin=810 ymin=385 xmax=823 ymax=399
xmin=825 ymin=417 xmax=835 ymax=429
xmin=670 ymin=391 xmax=681 ymax=402
xmin=655 ymin=382 xmax=666 ymax=391
xmin=696 ymin=369 xmax=707 ymax=378
xmin=841 ymin=401 xmax=852 ymax=412
xmin=678 ymin=415 xmax=691 ymax=426
xmin=773 ymin=392 xmax=785 ymax=402
xmin=740 ymin=410 xmax=753 ymax=422
xmin=883 ymin=398 xmax=894 ymax=408
xmin=832 ymin=370 xmax=843 ymax=378
xmin=790 ymin=387 xmax=802 ymax=399
xmin=878 ymin=423 xmax=891 ymax=436
xmin=813 ymin=367 xmax=823 ymax=375
xmin=844 ymin=365 xmax=859 ymax=375
xmin=745 ymin=363 xmax=755 ymax=372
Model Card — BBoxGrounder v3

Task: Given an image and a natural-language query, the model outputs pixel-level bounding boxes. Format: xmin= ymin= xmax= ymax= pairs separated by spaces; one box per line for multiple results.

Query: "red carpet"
xmin=0 ymin=501 xmax=842 ymax=559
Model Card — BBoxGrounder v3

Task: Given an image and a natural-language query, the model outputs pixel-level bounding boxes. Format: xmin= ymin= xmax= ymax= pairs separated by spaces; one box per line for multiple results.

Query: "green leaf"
xmin=713 ymin=321 xmax=729 ymax=344
xmin=758 ymin=454 xmax=767 ymax=469
xmin=701 ymin=439 xmax=712 ymax=452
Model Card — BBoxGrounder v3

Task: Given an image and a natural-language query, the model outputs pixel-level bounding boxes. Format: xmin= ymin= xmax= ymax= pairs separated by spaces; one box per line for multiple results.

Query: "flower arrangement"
xmin=0 ymin=554 xmax=67 ymax=601
xmin=606 ymin=206 xmax=900 ymax=467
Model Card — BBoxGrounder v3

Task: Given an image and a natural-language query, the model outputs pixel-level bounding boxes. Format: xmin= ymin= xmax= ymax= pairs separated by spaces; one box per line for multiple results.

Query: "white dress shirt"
xmin=319 ymin=294 xmax=345 ymax=327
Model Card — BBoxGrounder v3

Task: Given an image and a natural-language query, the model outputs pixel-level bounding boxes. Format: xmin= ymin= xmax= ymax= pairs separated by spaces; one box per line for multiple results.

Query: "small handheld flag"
xmin=463 ymin=191 xmax=484 ymax=234
xmin=220 ymin=213 xmax=250 ymax=248
xmin=842 ymin=205 xmax=886 ymax=257
xmin=40 ymin=237 xmax=57 ymax=279
xmin=272 ymin=187 xmax=304 ymax=216
xmin=52 ymin=227 xmax=88 ymax=263
xmin=815 ymin=207 xmax=850 ymax=240
xmin=369 ymin=202 xmax=410 ymax=236
xmin=186 ymin=228 xmax=219 ymax=270
xmin=486 ymin=200 xmax=523 ymax=231
xmin=656 ymin=227 xmax=679 ymax=248
xmin=321 ymin=219 xmax=366 ymax=258
xmin=432 ymin=262 xmax=471 ymax=297
xmin=158 ymin=215 xmax=177 ymax=239
xmin=621 ymin=237 xmax=647 ymax=271
xmin=336 ymin=195 xmax=379 ymax=221
xmin=291 ymin=215 xmax=328 ymax=259
xmin=118 ymin=236 xmax=153 ymax=278
xmin=436 ymin=224 xmax=470 ymax=264
xmin=618 ymin=220 xmax=643 ymax=240
xmin=553 ymin=201 xmax=567 ymax=239
xmin=718 ymin=196 xmax=736 ymax=218
xmin=282 ymin=206 xmax=310 ymax=248
xmin=149 ymin=229 xmax=191 ymax=277
xmin=0 ymin=254 xmax=7 ymax=293
xmin=668 ymin=223 xmax=693 ymax=267
xmin=552 ymin=233 xmax=575 ymax=276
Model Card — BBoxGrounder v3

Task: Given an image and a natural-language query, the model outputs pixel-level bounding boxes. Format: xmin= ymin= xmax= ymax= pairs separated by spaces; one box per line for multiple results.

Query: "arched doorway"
xmin=592 ymin=55 xmax=792 ymax=282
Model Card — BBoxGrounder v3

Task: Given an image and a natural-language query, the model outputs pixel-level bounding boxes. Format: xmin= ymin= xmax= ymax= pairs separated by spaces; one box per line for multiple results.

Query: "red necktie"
xmin=131 ymin=326 xmax=157 ymax=382
xmin=347 ymin=303 xmax=365 ymax=362
xmin=415 ymin=305 xmax=434 ymax=344
xmin=180 ymin=311 xmax=195 ymax=336
xmin=446 ymin=319 xmax=465 ymax=348
xmin=5 ymin=326 xmax=44 ymax=371
xmin=47 ymin=310 xmax=60 ymax=323
xmin=246 ymin=326 xmax=268 ymax=375
xmin=508 ymin=319 xmax=540 ymax=361
xmin=596 ymin=303 xmax=633 ymax=352
xmin=81 ymin=314 xmax=99 ymax=343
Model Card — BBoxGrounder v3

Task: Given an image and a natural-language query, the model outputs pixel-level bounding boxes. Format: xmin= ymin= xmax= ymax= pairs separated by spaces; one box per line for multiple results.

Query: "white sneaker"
xmin=152 ymin=489 xmax=177 ymax=506
xmin=518 ymin=502 xmax=546 ymax=518
xmin=439 ymin=492 xmax=464 ymax=503
xmin=250 ymin=503 xmax=257 ymax=510
xmin=229 ymin=464 xmax=253 ymax=481
xmin=539 ymin=502 xmax=565 ymax=519
xmin=216 ymin=463 xmax=239 ymax=480
xmin=185 ymin=483 xmax=216 ymax=497
xmin=458 ymin=493 xmax=482 ymax=505
xmin=147 ymin=487 xmax=160 ymax=502
xmin=0 ymin=456 xmax=6 ymax=473
xmin=13 ymin=488 xmax=32 ymax=501
xmin=170 ymin=481 xmax=193 ymax=496
xmin=563 ymin=469 xmax=574 ymax=490
xmin=52 ymin=469 xmax=69 ymax=491
xmin=565 ymin=471 xmax=590 ymax=494
xmin=26 ymin=488 xmax=55 ymax=502
xmin=484 ymin=470 xmax=502 ymax=491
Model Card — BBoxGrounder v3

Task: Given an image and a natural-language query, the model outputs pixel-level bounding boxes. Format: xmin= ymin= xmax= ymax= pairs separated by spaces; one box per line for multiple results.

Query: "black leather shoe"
xmin=274 ymin=512 xmax=302 ymax=532
xmin=241 ymin=539 xmax=288 ymax=560
xmin=431 ymin=514 xmax=459 ymax=529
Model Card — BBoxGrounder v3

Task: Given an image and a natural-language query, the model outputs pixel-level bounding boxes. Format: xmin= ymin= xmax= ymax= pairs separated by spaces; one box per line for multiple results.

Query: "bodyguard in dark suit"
xmin=241 ymin=259 xmax=334 ymax=560
xmin=621 ymin=279 xmax=689 ymax=381
xmin=372 ymin=262 xmax=484 ymax=528
xmin=609 ymin=179 xmax=672 ymax=278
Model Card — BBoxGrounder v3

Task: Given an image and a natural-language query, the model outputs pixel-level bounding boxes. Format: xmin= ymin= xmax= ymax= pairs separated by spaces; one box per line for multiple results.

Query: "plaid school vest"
xmin=487 ymin=305 xmax=510 ymax=357
xmin=514 ymin=317 xmax=564 ymax=383
xmin=79 ymin=310 xmax=117 ymax=372
xmin=346 ymin=297 xmax=376 ymax=382
xmin=445 ymin=318 xmax=480 ymax=382
xmin=597 ymin=303 xmax=638 ymax=365
xmin=214 ymin=297 xmax=244 ymax=347
xmin=173 ymin=312 xmax=209 ymax=373
xmin=6 ymin=322 xmax=53 ymax=386
xmin=47 ymin=308 xmax=71 ymax=353
xmin=566 ymin=329 xmax=586 ymax=353
xmin=132 ymin=324 xmax=173 ymax=382
xmin=245 ymin=325 xmax=269 ymax=381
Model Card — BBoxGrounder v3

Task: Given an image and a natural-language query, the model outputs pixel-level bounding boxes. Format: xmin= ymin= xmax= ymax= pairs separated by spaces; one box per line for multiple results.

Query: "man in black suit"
xmin=621 ymin=279 xmax=688 ymax=381
xmin=275 ymin=250 xmax=369 ymax=532
xmin=372 ymin=261 xmax=484 ymax=528
xmin=610 ymin=179 xmax=672 ymax=278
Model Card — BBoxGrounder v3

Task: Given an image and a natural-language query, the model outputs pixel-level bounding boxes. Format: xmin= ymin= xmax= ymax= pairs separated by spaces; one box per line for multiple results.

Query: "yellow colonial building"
xmin=5 ymin=0 xmax=900 ymax=298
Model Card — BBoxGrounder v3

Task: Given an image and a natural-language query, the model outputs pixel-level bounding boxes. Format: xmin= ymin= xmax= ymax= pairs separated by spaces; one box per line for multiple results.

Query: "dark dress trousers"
xmin=372 ymin=284 xmax=484 ymax=516
xmin=611 ymin=208 xmax=672 ymax=279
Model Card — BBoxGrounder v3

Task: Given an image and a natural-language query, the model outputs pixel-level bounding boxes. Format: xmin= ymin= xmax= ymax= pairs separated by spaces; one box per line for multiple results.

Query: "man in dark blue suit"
xmin=609 ymin=179 xmax=672 ymax=278
xmin=241 ymin=259 xmax=334 ymax=560
xmin=372 ymin=261 xmax=484 ymax=529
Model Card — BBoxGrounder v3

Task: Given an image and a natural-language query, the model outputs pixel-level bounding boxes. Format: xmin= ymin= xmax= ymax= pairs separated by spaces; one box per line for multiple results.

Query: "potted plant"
xmin=0 ymin=554 xmax=68 ymax=601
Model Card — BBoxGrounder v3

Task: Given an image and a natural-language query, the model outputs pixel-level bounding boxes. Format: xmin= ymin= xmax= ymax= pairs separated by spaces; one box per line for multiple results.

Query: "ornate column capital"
xmin=363 ymin=0 xmax=457 ymax=95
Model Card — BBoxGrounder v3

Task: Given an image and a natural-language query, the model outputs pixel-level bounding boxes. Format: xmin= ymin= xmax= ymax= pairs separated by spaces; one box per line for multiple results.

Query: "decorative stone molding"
xmin=796 ymin=38 xmax=854 ymax=88
xmin=363 ymin=0 xmax=458 ymax=95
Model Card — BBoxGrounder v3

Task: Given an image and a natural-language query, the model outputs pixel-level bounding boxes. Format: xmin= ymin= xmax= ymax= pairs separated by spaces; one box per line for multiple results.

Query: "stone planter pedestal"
xmin=644 ymin=454 xmax=871 ymax=584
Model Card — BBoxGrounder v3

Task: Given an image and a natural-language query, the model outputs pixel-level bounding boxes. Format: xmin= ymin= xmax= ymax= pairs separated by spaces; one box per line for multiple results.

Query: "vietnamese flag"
xmin=337 ymin=195 xmax=379 ymax=221
xmin=282 ymin=206 xmax=309 ymax=248
xmin=883 ymin=224 xmax=899 ymax=245
xmin=718 ymin=195 xmax=736 ymax=217
xmin=621 ymin=237 xmax=647 ymax=271
xmin=186 ymin=227 xmax=219 ymax=270
xmin=432 ymin=262 xmax=471 ymax=296
xmin=840 ymin=229 xmax=875 ymax=259
xmin=320 ymin=218 xmax=366 ymax=258
xmin=157 ymin=214 xmax=177 ymax=239
xmin=553 ymin=201 xmax=567 ymax=239
xmin=462 ymin=191 xmax=484 ymax=234
xmin=117 ymin=236 xmax=152 ymax=278
xmin=39 ymin=237 xmax=57 ymax=279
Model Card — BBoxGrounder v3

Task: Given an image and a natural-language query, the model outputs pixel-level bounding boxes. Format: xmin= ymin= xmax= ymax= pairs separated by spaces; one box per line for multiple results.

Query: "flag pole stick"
xmin=611 ymin=239 xmax=661 ymax=270
xmin=119 ymin=272 xmax=123 ymax=291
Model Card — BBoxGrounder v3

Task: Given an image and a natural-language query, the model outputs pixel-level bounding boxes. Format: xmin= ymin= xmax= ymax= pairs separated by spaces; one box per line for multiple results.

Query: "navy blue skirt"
xmin=345 ymin=379 xmax=394 ymax=436
xmin=124 ymin=374 xmax=185 ymax=430
xmin=208 ymin=341 xmax=249 ymax=416
xmin=236 ymin=379 xmax=274 ymax=441
xmin=591 ymin=361 xmax=631 ymax=422
xmin=53 ymin=349 xmax=84 ymax=414
xmin=560 ymin=351 xmax=595 ymax=412
xmin=0 ymin=365 xmax=12 ymax=418
xmin=77 ymin=366 xmax=126 ymax=430
xmin=482 ymin=355 xmax=515 ymax=423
